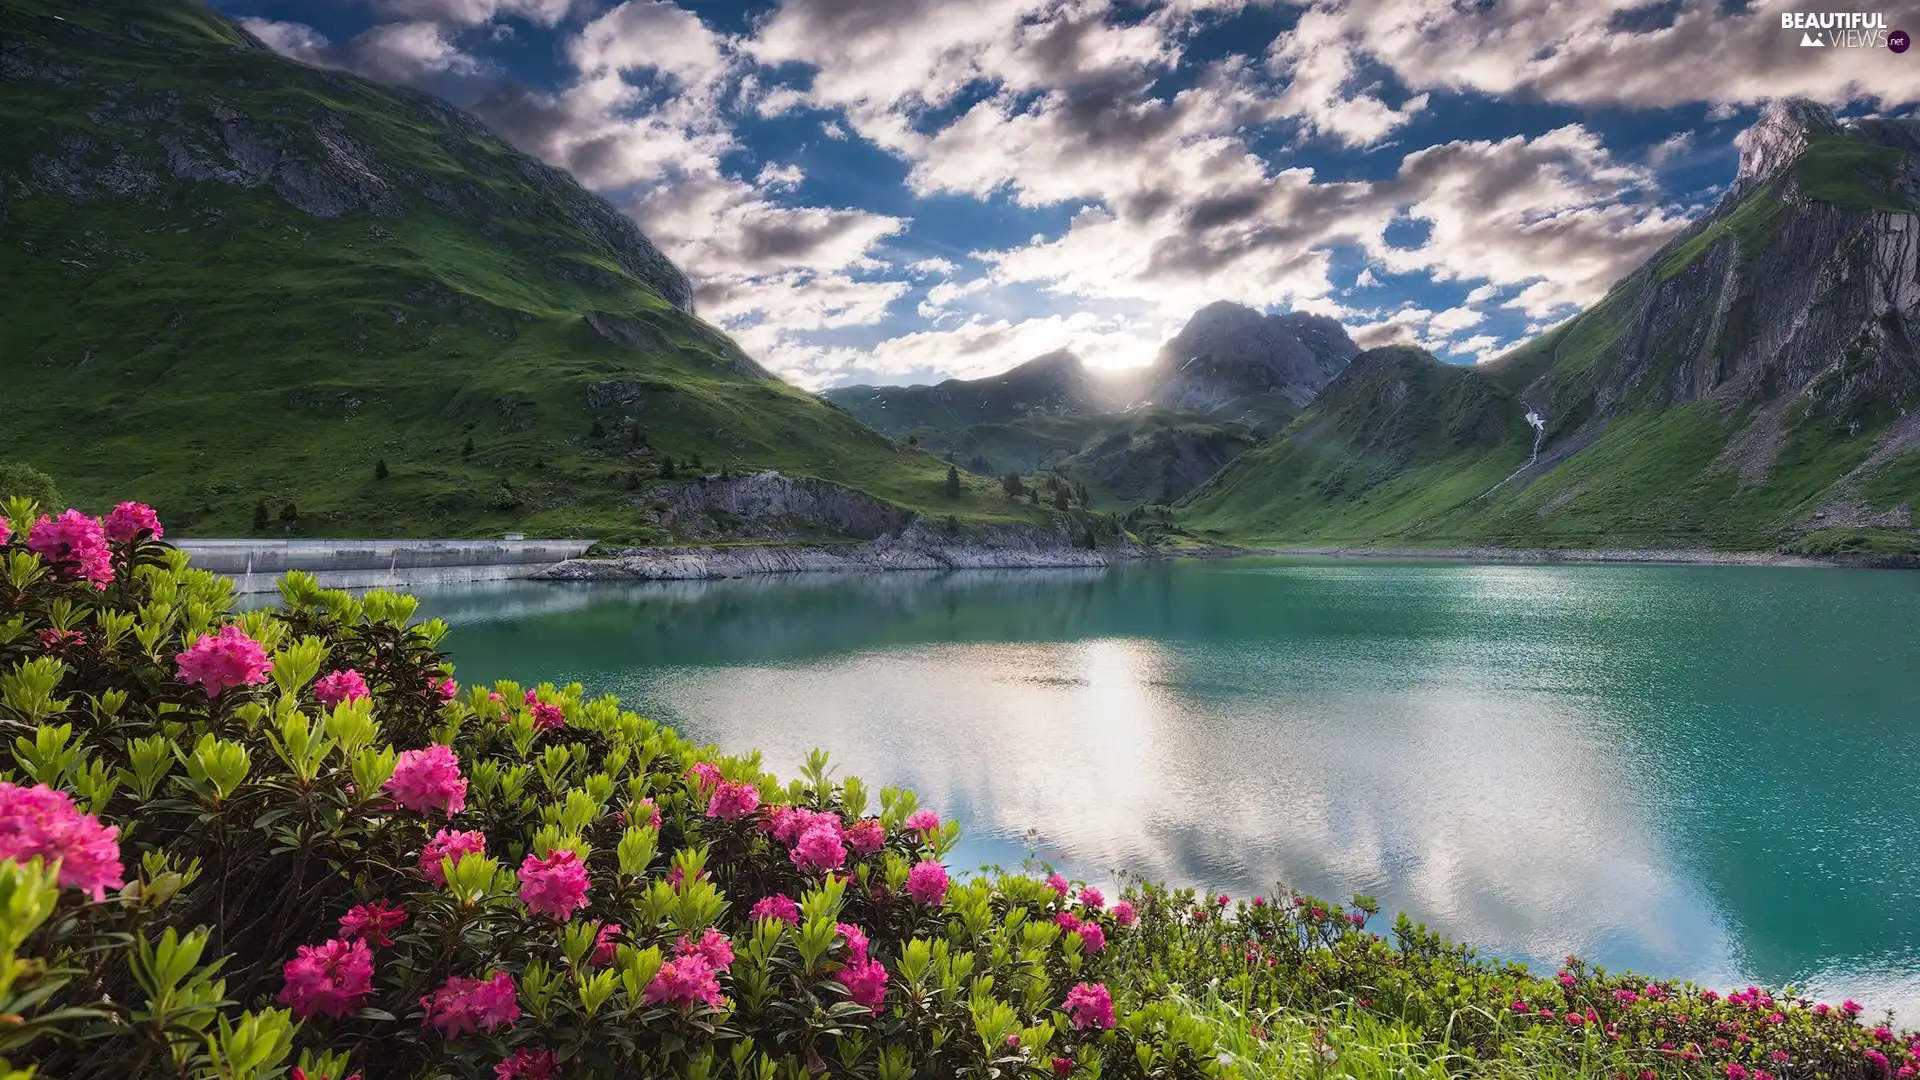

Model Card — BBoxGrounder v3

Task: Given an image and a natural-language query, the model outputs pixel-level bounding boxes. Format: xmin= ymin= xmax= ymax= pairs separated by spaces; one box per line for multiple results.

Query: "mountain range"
xmin=0 ymin=0 xmax=1065 ymax=539
xmin=2 ymin=0 xmax=1915 ymax=556
xmin=1183 ymin=99 xmax=1920 ymax=556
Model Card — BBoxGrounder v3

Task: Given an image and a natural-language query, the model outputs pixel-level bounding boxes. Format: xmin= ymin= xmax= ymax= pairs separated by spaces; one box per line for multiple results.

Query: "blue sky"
xmin=214 ymin=0 xmax=1917 ymax=388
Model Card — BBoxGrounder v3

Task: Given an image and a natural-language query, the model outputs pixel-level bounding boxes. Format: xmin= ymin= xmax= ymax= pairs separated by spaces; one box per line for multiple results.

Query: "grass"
xmin=1795 ymin=132 xmax=1917 ymax=212
xmin=0 ymin=0 xmax=1056 ymax=539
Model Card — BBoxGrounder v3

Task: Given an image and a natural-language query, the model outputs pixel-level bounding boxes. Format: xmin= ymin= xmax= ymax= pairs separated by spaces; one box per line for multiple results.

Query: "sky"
xmin=209 ymin=0 xmax=1920 ymax=389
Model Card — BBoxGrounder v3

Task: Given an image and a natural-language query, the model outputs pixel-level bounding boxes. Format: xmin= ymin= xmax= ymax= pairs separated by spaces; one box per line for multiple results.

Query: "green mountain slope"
xmin=0 ymin=0 xmax=1049 ymax=538
xmin=1184 ymin=101 xmax=1920 ymax=553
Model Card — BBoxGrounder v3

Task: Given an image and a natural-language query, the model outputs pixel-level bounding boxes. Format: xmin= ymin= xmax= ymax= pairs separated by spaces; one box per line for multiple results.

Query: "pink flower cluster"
xmin=0 ymin=517 xmax=9 ymax=546
xmin=906 ymin=860 xmax=950 ymax=906
xmin=706 ymin=780 xmax=760 ymax=821
xmin=846 ymin=817 xmax=885 ymax=855
xmin=174 ymin=624 xmax=273 ymax=695
xmin=518 ymin=848 xmax=591 ymax=920
xmin=313 ymin=669 xmax=370 ymax=707
xmin=751 ymin=894 xmax=802 ymax=925
xmin=1054 ymin=911 xmax=1106 ymax=953
xmin=339 ymin=901 xmax=408 ymax=947
xmin=103 ymin=501 xmax=163 ymax=543
xmin=1079 ymin=886 xmax=1105 ymax=910
xmin=279 ymin=937 xmax=375 ymax=1019
xmin=419 ymin=828 xmax=486 ymax=886
xmin=26 ymin=510 xmax=112 ymax=587
xmin=495 ymin=1049 xmax=556 ymax=1080
xmin=590 ymin=922 xmax=621 ymax=966
xmin=635 ymin=798 xmax=662 ymax=830
xmin=645 ymin=930 xmax=735 ymax=1009
xmin=529 ymin=702 xmax=565 ymax=730
xmin=769 ymin=806 xmax=848 ymax=872
xmin=434 ymin=677 xmax=458 ymax=700
xmin=1044 ymin=873 xmax=1070 ymax=896
xmin=904 ymin=809 xmax=940 ymax=834
xmin=1111 ymin=901 xmax=1137 ymax=927
xmin=422 ymin=972 xmax=520 ymax=1036
xmin=834 ymin=922 xmax=887 ymax=1013
xmin=0 ymin=782 xmax=124 ymax=900
xmin=1063 ymin=982 xmax=1115 ymax=1030
xmin=385 ymin=745 xmax=467 ymax=816
xmin=686 ymin=762 xmax=723 ymax=791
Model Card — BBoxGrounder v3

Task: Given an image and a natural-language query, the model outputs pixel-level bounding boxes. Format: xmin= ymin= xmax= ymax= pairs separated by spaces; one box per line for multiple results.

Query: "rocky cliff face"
xmin=1146 ymin=302 xmax=1359 ymax=412
xmin=1498 ymin=99 xmax=1920 ymax=453
xmin=1 ymin=7 xmax=694 ymax=310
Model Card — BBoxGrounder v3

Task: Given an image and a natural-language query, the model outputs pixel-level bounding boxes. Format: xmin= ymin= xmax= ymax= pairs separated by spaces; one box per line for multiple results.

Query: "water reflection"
xmin=412 ymin=560 xmax=1920 ymax=1021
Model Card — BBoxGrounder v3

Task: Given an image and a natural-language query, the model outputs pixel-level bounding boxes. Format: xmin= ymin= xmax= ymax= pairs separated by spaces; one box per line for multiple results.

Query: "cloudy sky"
xmin=214 ymin=0 xmax=1917 ymax=388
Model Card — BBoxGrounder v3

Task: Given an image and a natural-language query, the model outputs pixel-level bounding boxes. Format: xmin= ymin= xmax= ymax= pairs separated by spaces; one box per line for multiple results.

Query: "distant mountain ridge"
xmin=823 ymin=302 xmax=1357 ymax=506
xmin=1183 ymin=99 xmax=1920 ymax=555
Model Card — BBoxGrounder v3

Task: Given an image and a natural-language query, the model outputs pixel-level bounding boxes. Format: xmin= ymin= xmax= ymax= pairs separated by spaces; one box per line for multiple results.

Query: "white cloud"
xmin=1353 ymin=267 xmax=1379 ymax=288
xmin=1427 ymin=305 xmax=1484 ymax=338
xmin=241 ymin=17 xmax=480 ymax=83
xmin=762 ymin=311 xmax=1171 ymax=388
xmin=568 ymin=0 xmax=734 ymax=95
xmin=755 ymin=163 xmax=806 ymax=190
xmin=907 ymin=257 xmax=958 ymax=276
xmin=378 ymin=0 xmax=576 ymax=27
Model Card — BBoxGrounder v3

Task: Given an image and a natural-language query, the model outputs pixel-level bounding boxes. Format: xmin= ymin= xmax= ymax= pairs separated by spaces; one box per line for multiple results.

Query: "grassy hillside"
xmin=0 ymin=0 xmax=1051 ymax=538
xmin=1182 ymin=117 xmax=1920 ymax=553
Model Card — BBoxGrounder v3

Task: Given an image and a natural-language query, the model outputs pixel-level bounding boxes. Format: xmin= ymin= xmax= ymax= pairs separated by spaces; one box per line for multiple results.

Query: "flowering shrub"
xmin=1 ymin=495 xmax=1914 ymax=1080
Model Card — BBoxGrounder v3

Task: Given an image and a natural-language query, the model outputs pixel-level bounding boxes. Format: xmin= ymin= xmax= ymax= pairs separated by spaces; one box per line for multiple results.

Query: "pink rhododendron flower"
xmin=1044 ymin=873 xmax=1069 ymax=896
xmin=837 ymin=957 xmax=888 ymax=1013
xmin=339 ymin=901 xmax=408 ymax=947
xmin=1251 ymin=895 xmax=1266 ymax=908
xmin=1111 ymin=901 xmax=1137 ymax=927
xmin=751 ymin=894 xmax=801 ymax=925
xmin=846 ymin=817 xmax=885 ymax=855
xmin=35 ymin=628 xmax=84 ymax=652
xmin=635 ymin=798 xmax=662 ymax=830
xmin=1217 ymin=894 xmax=1230 ymax=906
xmin=27 ymin=510 xmax=113 ymax=587
xmin=707 ymin=780 xmax=760 ymax=821
xmin=421 ymin=972 xmax=520 ymax=1036
xmin=1052 ymin=1059 xmax=1073 ymax=1079
xmin=313 ymin=669 xmax=370 ymax=707
xmin=906 ymin=860 xmax=950 ymax=906
xmin=1062 ymin=982 xmax=1115 ymax=1030
xmin=1560 ymin=972 xmax=1578 ymax=988
xmin=1076 ymin=920 xmax=1106 ymax=954
xmin=769 ymin=805 xmax=843 ymax=845
xmin=1815 ymin=1003 xmax=1831 ymax=1016
xmin=1512 ymin=1000 xmax=1531 ymax=1013
xmin=103 ymin=501 xmax=163 ymax=543
xmin=434 ymin=677 xmax=458 ymax=700
xmin=419 ymin=828 xmax=486 ymax=886
xmin=1726 ymin=1065 xmax=1748 ymax=1080
xmin=1844 ymin=1001 xmax=1865 ymax=1016
xmin=665 ymin=865 xmax=709 ymax=892
xmin=517 ymin=849 xmax=590 ymax=920
xmin=1867 ymin=1051 xmax=1890 ymax=1070
xmin=904 ymin=809 xmax=940 ymax=833
xmin=1876 ymin=1027 xmax=1896 ymax=1043
xmin=174 ymin=624 xmax=273 ymax=695
xmin=676 ymin=928 xmax=735 ymax=972
xmin=278 ymin=937 xmax=374 ymax=1019
xmin=685 ymin=762 xmax=723 ymax=791
xmin=643 ymin=953 xmax=724 ymax=1009
xmin=1079 ymin=886 xmax=1105 ymax=910
xmin=590 ymin=922 xmax=621 ymax=966
xmin=791 ymin=823 xmax=847 ymax=872
xmin=0 ymin=782 xmax=124 ymax=900
xmin=836 ymin=923 xmax=871 ymax=965
xmin=1055 ymin=911 xmax=1081 ymax=933
xmin=386 ymin=745 xmax=467 ymax=816
xmin=0 ymin=517 xmax=9 ymax=546
xmin=1772 ymin=1053 xmax=1791 ymax=1064
xmin=495 ymin=1049 xmax=556 ymax=1080
xmin=529 ymin=702 xmax=565 ymax=730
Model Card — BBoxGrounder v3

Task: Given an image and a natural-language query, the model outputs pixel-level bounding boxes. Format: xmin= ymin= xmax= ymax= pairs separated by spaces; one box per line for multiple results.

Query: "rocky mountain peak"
xmin=1730 ymin=98 xmax=1842 ymax=196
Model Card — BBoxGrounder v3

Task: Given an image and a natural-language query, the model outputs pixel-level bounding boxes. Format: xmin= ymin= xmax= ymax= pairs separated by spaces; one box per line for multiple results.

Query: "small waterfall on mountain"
xmin=1473 ymin=408 xmax=1548 ymax=502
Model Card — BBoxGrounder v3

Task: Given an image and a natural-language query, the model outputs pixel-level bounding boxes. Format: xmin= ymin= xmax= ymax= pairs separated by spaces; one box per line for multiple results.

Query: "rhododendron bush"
xmin=1 ymin=495 xmax=1915 ymax=1080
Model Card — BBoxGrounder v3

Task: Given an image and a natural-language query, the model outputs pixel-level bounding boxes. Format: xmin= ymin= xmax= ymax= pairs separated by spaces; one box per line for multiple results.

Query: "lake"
xmin=407 ymin=558 xmax=1920 ymax=1020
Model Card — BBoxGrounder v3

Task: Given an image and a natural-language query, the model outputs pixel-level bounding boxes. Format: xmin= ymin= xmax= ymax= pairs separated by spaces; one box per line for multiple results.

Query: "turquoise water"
xmin=412 ymin=559 xmax=1920 ymax=1018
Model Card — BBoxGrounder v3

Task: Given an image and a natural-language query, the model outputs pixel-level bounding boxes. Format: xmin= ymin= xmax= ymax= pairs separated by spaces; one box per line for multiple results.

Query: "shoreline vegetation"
xmin=6 ymin=495 xmax=1920 ymax=1080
